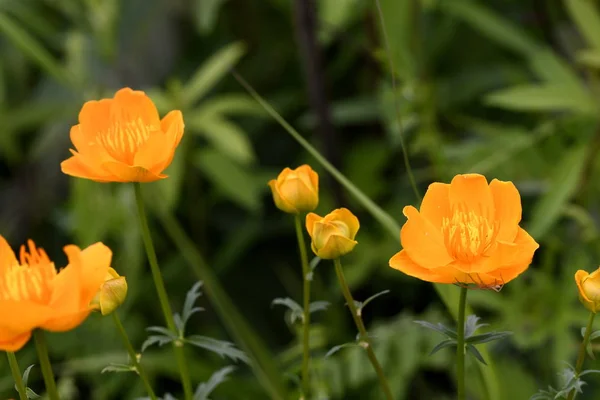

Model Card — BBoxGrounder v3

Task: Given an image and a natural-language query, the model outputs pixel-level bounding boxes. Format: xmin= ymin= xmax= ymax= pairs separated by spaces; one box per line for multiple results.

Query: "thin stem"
xmin=294 ymin=214 xmax=312 ymax=397
xmin=373 ymin=0 xmax=421 ymax=202
xmin=567 ymin=312 xmax=596 ymax=400
xmin=133 ymin=182 xmax=193 ymax=400
xmin=33 ymin=330 xmax=59 ymax=400
xmin=112 ymin=312 xmax=157 ymax=400
xmin=6 ymin=352 xmax=27 ymax=400
xmin=333 ymin=258 xmax=393 ymax=400
xmin=456 ymin=287 xmax=468 ymax=400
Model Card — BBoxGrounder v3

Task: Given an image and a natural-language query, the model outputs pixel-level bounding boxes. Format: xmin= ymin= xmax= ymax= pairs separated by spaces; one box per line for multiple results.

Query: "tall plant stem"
xmin=6 ymin=352 xmax=27 ymax=400
xmin=133 ymin=182 xmax=192 ymax=400
xmin=33 ymin=330 xmax=59 ymax=400
xmin=567 ymin=311 xmax=596 ymax=400
xmin=333 ymin=258 xmax=393 ymax=400
xmin=112 ymin=312 xmax=157 ymax=400
xmin=294 ymin=215 xmax=312 ymax=397
xmin=456 ymin=286 xmax=468 ymax=400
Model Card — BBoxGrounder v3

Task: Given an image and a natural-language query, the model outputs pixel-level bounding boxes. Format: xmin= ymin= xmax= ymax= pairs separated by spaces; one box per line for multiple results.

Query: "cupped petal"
xmin=305 ymin=213 xmax=321 ymax=238
xmin=61 ymin=150 xmax=115 ymax=182
xmin=101 ymin=161 xmax=167 ymax=182
xmin=79 ymin=98 xmax=113 ymax=133
xmin=576 ymin=270 xmax=594 ymax=307
xmin=133 ymin=132 xmax=173 ymax=173
xmin=317 ymin=234 xmax=357 ymax=259
xmin=480 ymin=228 xmax=539 ymax=274
xmin=77 ymin=242 xmax=113 ymax=306
xmin=400 ymin=206 xmax=454 ymax=268
xmin=419 ymin=183 xmax=450 ymax=229
xmin=389 ymin=250 xmax=446 ymax=283
xmin=311 ymin=221 xmax=338 ymax=251
xmin=0 ymin=299 xmax=51 ymax=332
xmin=0 ymin=328 xmax=31 ymax=352
xmin=0 ymin=235 xmax=18 ymax=272
xmin=160 ymin=110 xmax=185 ymax=150
xmin=113 ymin=88 xmax=160 ymax=129
xmin=269 ymin=180 xmax=297 ymax=213
xmin=330 ymin=208 xmax=359 ymax=239
xmin=278 ymin=177 xmax=318 ymax=212
xmin=449 ymin=174 xmax=494 ymax=218
xmin=490 ymin=179 xmax=521 ymax=242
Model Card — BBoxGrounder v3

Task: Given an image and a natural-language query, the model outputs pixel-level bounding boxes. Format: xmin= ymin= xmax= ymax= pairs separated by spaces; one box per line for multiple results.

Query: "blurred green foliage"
xmin=3 ymin=0 xmax=600 ymax=399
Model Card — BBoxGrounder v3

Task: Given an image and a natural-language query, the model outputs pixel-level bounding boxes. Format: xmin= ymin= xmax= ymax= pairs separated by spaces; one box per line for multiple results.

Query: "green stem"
xmin=294 ymin=215 xmax=312 ymax=398
xmin=112 ymin=312 xmax=158 ymax=400
xmin=567 ymin=311 xmax=596 ymax=400
xmin=33 ymin=330 xmax=60 ymax=400
xmin=333 ymin=258 xmax=393 ymax=400
xmin=6 ymin=352 xmax=27 ymax=400
xmin=456 ymin=286 xmax=468 ymax=400
xmin=133 ymin=182 xmax=193 ymax=400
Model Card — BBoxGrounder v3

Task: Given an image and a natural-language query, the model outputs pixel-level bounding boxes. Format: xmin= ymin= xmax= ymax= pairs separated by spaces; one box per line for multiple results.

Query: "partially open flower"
xmin=268 ymin=165 xmax=319 ymax=214
xmin=90 ymin=268 xmax=128 ymax=316
xmin=61 ymin=87 xmax=184 ymax=183
xmin=306 ymin=208 xmax=359 ymax=259
xmin=576 ymin=268 xmax=600 ymax=313
xmin=0 ymin=237 xmax=112 ymax=351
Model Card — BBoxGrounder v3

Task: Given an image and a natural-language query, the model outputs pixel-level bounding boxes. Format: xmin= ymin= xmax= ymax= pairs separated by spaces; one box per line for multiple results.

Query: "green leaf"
xmin=577 ymin=49 xmax=600 ymax=68
xmin=185 ymin=335 xmax=249 ymax=363
xmin=18 ymin=365 xmax=40 ymax=399
xmin=182 ymin=281 xmax=204 ymax=329
xmin=101 ymin=363 xmax=136 ymax=374
xmin=565 ymin=0 xmax=600 ymax=52
xmin=527 ymin=144 xmax=589 ymax=239
xmin=193 ymin=148 xmax=264 ymax=212
xmin=429 ymin=338 xmax=457 ymax=356
xmin=193 ymin=365 xmax=236 ymax=400
xmin=528 ymin=49 xmax=586 ymax=90
xmin=466 ymin=331 xmax=513 ymax=345
xmin=309 ymin=301 xmax=330 ymax=314
xmin=357 ymin=290 xmax=390 ymax=315
xmin=272 ymin=297 xmax=303 ymax=323
xmin=440 ymin=0 xmax=539 ymax=56
xmin=466 ymin=344 xmax=487 ymax=365
xmin=325 ymin=342 xmax=360 ymax=358
xmin=187 ymin=115 xmax=255 ymax=165
xmin=414 ymin=320 xmax=458 ymax=339
xmin=193 ymin=0 xmax=228 ymax=35
xmin=182 ymin=42 xmax=245 ymax=106
xmin=464 ymin=315 xmax=488 ymax=338
xmin=485 ymin=84 xmax=596 ymax=115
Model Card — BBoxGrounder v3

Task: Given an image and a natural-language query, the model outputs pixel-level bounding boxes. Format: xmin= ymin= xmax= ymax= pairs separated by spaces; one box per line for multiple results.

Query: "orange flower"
xmin=61 ymin=87 xmax=184 ymax=182
xmin=268 ymin=165 xmax=319 ymax=214
xmin=389 ymin=174 xmax=539 ymax=287
xmin=575 ymin=268 xmax=600 ymax=313
xmin=306 ymin=208 xmax=359 ymax=259
xmin=0 ymin=237 xmax=112 ymax=351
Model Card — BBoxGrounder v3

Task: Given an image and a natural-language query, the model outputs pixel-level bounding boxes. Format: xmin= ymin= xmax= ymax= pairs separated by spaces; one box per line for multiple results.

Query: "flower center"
xmin=442 ymin=207 xmax=497 ymax=262
xmin=0 ymin=243 xmax=56 ymax=303
xmin=96 ymin=117 xmax=156 ymax=164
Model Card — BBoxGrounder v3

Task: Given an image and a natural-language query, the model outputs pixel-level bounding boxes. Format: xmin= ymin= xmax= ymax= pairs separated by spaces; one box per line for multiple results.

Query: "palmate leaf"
xmin=141 ymin=327 xmax=178 ymax=352
xmin=174 ymin=281 xmax=205 ymax=335
xmin=185 ymin=335 xmax=249 ymax=363
xmin=193 ymin=366 xmax=236 ymax=400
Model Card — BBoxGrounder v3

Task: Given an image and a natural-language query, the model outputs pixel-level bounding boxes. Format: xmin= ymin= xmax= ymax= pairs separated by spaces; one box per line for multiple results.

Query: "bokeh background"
xmin=1 ymin=0 xmax=600 ymax=399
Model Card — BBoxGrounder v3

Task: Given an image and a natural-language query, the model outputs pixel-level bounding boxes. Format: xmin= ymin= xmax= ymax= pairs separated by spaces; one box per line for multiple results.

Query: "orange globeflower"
xmin=61 ymin=87 xmax=184 ymax=183
xmin=269 ymin=165 xmax=319 ymax=214
xmin=0 ymin=237 xmax=112 ymax=351
xmin=575 ymin=268 xmax=600 ymax=313
xmin=389 ymin=174 xmax=539 ymax=287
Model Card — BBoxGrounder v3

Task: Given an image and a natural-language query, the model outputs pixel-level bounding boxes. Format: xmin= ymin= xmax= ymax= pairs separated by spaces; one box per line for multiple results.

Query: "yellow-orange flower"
xmin=61 ymin=87 xmax=184 ymax=183
xmin=575 ymin=268 xmax=600 ymax=313
xmin=306 ymin=208 xmax=359 ymax=259
xmin=0 ymin=237 xmax=112 ymax=351
xmin=389 ymin=174 xmax=539 ymax=287
xmin=268 ymin=165 xmax=319 ymax=214
xmin=90 ymin=268 xmax=128 ymax=316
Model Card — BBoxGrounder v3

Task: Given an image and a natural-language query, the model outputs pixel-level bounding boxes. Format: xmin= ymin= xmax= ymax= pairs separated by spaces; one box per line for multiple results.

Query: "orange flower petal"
xmin=330 ymin=208 xmax=359 ymax=239
xmin=576 ymin=270 xmax=592 ymax=303
xmin=61 ymin=150 xmax=115 ymax=182
xmin=0 ymin=235 xmax=17 ymax=273
xmin=389 ymin=250 xmax=447 ymax=282
xmin=269 ymin=180 xmax=298 ymax=213
xmin=161 ymin=110 xmax=185 ymax=151
xmin=278 ymin=177 xmax=317 ymax=212
xmin=101 ymin=161 xmax=167 ymax=182
xmin=318 ymin=234 xmax=357 ymax=260
xmin=305 ymin=213 xmax=321 ymax=238
xmin=490 ymin=179 xmax=521 ymax=242
xmin=449 ymin=174 xmax=494 ymax=218
xmin=419 ymin=182 xmax=450 ymax=229
xmin=400 ymin=206 xmax=453 ymax=268
xmin=113 ymin=88 xmax=161 ymax=128
xmin=133 ymin=131 xmax=172 ymax=172
xmin=77 ymin=243 xmax=113 ymax=306
xmin=0 ymin=328 xmax=31 ymax=352
xmin=0 ymin=299 xmax=51 ymax=332
xmin=79 ymin=98 xmax=113 ymax=135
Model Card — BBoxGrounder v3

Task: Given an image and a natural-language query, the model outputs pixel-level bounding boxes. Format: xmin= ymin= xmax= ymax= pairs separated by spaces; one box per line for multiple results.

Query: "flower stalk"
xmin=333 ymin=258 xmax=393 ymax=400
xmin=294 ymin=214 xmax=312 ymax=397
xmin=6 ymin=352 xmax=27 ymax=400
xmin=112 ymin=312 xmax=157 ymax=400
xmin=33 ymin=330 xmax=60 ymax=400
xmin=456 ymin=286 xmax=468 ymax=400
xmin=134 ymin=182 xmax=193 ymax=400
xmin=567 ymin=312 xmax=596 ymax=400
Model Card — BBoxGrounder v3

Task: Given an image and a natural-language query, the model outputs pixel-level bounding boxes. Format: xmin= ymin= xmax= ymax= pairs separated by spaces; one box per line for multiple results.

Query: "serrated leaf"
xmin=182 ymin=42 xmax=245 ymax=106
xmin=414 ymin=320 xmax=457 ymax=339
xmin=193 ymin=366 xmax=236 ymax=400
xmin=101 ymin=363 xmax=136 ymax=374
xmin=429 ymin=339 xmax=457 ymax=356
xmin=325 ymin=342 xmax=360 ymax=358
xmin=142 ymin=334 xmax=176 ymax=353
xmin=466 ymin=331 xmax=512 ymax=345
xmin=180 ymin=281 xmax=205 ymax=334
xmin=185 ymin=335 xmax=249 ymax=363
xmin=466 ymin=344 xmax=487 ymax=365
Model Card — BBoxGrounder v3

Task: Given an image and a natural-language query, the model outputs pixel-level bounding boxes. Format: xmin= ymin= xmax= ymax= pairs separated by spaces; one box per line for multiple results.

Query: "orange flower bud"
xmin=61 ymin=88 xmax=184 ymax=183
xmin=306 ymin=208 xmax=359 ymax=259
xmin=575 ymin=269 xmax=600 ymax=313
xmin=268 ymin=165 xmax=319 ymax=214
xmin=91 ymin=268 xmax=128 ymax=316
